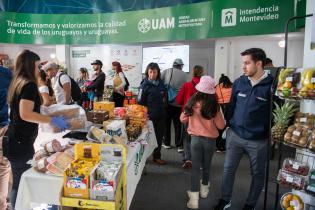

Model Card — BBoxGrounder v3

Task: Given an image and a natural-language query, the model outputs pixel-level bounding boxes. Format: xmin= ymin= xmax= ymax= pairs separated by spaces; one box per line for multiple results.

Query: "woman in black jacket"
xmin=138 ymin=63 xmax=167 ymax=165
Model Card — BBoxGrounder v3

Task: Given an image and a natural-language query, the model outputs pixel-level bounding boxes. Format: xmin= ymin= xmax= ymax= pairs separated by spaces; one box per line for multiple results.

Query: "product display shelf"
xmin=272 ymin=97 xmax=315 ymax=210
xmin=265 ymin=14 xmax=314 ymax=210
xmin=61 ymin=144 xmax=127 ymax=210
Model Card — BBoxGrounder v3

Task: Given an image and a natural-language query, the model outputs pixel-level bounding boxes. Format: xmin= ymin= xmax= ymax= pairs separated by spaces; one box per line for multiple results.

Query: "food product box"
xmin=277 ymin=169 xmax=306 ymax=190
xmin=282 ymin=158 xmax=310 ymax=176
xmin=86 ymin=126 xmax=112 ymax=143
xmin=63 ymin=143 xmax=100 ymax=199
xmin=105 ymin=120 xmax=127 ymax=139
xmin=93 ymin=101 xmax=115 ymax=117
xmin=86 ymin=110 xmax=109 ymax=124
xmin=89 ymin=162 xmax=122 ymax=201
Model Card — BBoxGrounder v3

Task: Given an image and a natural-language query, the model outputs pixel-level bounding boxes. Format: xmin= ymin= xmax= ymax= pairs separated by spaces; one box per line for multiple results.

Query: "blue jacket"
xmin=0 ymin=66 xmax=12 ymax=127
xmin=228 ymin=74 xmax=273 ymax=140
xmin=138 ymin=79 xmax=166 ymax=120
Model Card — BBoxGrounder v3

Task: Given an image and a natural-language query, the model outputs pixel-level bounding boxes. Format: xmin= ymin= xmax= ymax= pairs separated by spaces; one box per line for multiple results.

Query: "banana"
xmin=279 ymin=68 xmax=293 ymax=83
xmin=301 ymin=69 xmax=308 ymax=86
xmin=304 ymin=69 xmax=314 ymax=89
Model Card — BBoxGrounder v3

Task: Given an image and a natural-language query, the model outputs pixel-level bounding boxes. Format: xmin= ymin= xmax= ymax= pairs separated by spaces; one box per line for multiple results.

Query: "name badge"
xmin=256 ymin=97 xmax=268 ymax=102
xmin=238 ymin=93 xmax=246 ymax=97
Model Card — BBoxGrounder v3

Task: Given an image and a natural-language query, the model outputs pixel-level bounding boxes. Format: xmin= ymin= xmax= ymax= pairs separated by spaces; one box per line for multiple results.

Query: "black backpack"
xmin=58 ymin=72 xmax=81 ymax=102
xmin=123 ymin=73 xmax=130 ymax=91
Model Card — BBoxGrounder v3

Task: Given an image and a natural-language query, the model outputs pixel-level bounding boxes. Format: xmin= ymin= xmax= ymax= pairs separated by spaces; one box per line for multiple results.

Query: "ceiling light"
xmin=50 ymin=53 xmax=56 ymax=59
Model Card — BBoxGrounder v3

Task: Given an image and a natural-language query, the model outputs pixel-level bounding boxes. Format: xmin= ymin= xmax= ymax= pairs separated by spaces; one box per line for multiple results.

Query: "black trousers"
xmin=152 ymin=118 xmax=165 ymax=159
xmin=8 ymin=157 xmax=31 ymax=209
xmin=113 ymin=92 xmax=125 ymax=107
xmin=216 ymin=103 xmax=229 ymax=151
xmin=164 ymin=105 xmax=182 ymax=147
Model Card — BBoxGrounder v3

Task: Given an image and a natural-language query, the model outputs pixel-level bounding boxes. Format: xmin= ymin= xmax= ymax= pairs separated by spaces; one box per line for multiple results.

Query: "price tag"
xmin=307 ymin=185 xmax=315 ymax=192
xmin=286 ymin=176 xmax=294 ymax=183
xmin=289 ymin=200 xmax=298 ymax=207
xmin=286 ymin=77 xmax=293 ymax=82
xmin=300 ymin=118 xmax=307 ymax=123
xmin=293 ymin=130 xmax=301 ymax=136
xmin=312 ymin=78 xmax=315 ymax=83
xmin=292 ymin=163 xmax=300 ymax=170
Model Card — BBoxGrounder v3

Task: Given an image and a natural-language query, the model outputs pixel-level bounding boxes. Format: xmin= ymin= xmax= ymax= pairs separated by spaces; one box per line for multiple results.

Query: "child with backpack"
xmin=180 ymin=76 xmax=225 ymax=209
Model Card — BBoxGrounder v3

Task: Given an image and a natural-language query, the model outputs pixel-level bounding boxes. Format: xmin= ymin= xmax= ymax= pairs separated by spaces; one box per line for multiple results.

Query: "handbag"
xmin=166 ymin=68 xmax=176 ymax=103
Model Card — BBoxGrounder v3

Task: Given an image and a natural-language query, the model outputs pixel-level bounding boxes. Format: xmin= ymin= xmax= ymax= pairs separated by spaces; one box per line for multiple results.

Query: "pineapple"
xmin=271 ymin=102 xmax=297 ymax=141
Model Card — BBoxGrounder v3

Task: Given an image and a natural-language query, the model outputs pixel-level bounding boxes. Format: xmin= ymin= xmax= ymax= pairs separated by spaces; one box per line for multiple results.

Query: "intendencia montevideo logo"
xmin=221 ymin=5 xmax=280 ymax=27
xmin=138 ymin=17 xmax=175 ymax=33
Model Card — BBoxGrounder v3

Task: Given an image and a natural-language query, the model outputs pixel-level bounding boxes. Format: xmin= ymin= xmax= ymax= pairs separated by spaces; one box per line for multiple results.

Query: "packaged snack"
xmin=282 ymin=158 xmax=310 ymax=176
xmin=280 ymin=192 xmax=304 ymax=210
xmin=277 ymin=169 xmax=306 ymax=190
xmin=33 ymin=149 xmax=49 ymax=161
xmin=34 ymin=157 xmax=49 ymax=173
xmin=114 ymin=107 xmax=126 ymax=119
xmin=44 ymin=139 xmax=62 ymax=153
xmin=87 ymin=126 xmax=112 ymax=143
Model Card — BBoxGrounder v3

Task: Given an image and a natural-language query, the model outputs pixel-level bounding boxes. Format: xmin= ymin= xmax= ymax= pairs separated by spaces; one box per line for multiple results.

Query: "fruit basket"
xmin=280 ymin=192 xmax=304 ymax=210
xmin=282 ymin=158 xmax=310 ymax=176
xmin=277 ymin=68 xmax=315 ymax=100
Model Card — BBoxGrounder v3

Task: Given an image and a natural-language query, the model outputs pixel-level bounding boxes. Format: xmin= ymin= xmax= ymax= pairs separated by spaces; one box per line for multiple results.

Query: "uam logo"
xmin=221 ymin=8 xmax=237 ymax=27
xmin=138 ymin=17 xmax=175 ymax=33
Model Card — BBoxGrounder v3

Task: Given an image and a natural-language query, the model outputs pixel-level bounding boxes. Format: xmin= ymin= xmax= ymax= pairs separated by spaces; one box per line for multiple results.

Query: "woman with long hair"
xmin=180 ymin=76 xmax=225 ymax=209
xmin=215 ymin=74 xmax=233 ymax=152
xmin=38 ymin=69 xmax=54 ymax=106
xmin=3 ymin=50 xmax=68 ymax=208
xmin=112 ymin=61 xmax=127 ymax=107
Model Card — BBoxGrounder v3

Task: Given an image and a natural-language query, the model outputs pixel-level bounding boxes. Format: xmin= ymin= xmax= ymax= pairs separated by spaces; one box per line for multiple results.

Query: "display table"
xmin=15 ymin=121 xmax=157 ymax=210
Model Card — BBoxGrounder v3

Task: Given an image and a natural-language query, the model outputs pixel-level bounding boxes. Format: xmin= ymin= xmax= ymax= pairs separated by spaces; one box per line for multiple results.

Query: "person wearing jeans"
xmin=213 ymin=48 xmax=273 ymax=210
xmin=180 ymin=76 xmax=225 ymax=209
xmin=176 ymin=65 xmax=204 ymax=168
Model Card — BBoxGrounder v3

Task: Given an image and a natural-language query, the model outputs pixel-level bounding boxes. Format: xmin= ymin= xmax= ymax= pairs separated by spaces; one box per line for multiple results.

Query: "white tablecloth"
xmin=15 ymin=121 xmax=157 ymax=210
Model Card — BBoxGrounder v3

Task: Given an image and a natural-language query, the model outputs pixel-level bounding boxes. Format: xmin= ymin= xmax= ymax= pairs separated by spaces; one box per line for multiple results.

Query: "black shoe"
xmin=213 ymin=199 xmax=231 ymax=210
xmin=242 ymin=204 xmax=255 ymax=210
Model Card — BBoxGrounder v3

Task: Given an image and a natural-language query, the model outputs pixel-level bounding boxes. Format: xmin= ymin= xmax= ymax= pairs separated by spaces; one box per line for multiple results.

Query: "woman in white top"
xmin=112 ymin=61 xmax=127 ymax=107
xmin=38 ymin=70 xmax=54 ymax=106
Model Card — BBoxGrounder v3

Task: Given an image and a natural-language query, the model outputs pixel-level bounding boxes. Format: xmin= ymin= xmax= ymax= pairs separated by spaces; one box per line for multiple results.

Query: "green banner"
xmin=0 ymin=0 xmax=296 ymax=45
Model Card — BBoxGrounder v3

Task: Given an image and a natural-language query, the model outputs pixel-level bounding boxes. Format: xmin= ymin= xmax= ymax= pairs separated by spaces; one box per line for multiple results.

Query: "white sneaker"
xmin=177 ymin=147 xmax=184 ymax=153
xmin=187 ymin=191 xmax=199 ymax=209
xmin=162 ymin=144 xmax=172 ymax=149
xmin=200 ymin=182 xmax=210 ymax=198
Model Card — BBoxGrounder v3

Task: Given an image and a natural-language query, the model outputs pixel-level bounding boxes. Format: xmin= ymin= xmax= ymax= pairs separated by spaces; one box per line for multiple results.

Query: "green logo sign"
xmin=0 ymin=0 xmax=296 ymax=44
xmin=222 ymin=8 xmax=237 ymax=27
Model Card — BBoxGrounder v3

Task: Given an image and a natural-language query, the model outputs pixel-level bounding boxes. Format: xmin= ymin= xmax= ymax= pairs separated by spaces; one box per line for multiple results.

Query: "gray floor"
xmin=130 ymin=144 xmax=294 ymax=210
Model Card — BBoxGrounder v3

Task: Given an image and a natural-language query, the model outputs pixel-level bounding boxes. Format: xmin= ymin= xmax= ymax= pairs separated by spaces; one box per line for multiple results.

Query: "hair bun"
xmin=221 ymin=74 xmax=225 ymax=77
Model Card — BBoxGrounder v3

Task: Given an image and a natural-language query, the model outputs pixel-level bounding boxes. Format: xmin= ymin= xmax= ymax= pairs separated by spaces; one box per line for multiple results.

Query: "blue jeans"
xmin=190 ymin=136 xmax=215 ymax=192
xmin=221 ymin=129 xmax=267 ymax=207
xmin=182 ymin=123 xmax=191 ymax=161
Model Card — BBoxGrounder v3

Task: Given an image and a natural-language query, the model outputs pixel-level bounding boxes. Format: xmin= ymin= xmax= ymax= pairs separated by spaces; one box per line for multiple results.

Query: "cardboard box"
xmin=93 ymin=101 xmax=115 ymax=117
xmin=63 ymin=143 xmax=100 ymax=199
xmin=86 ymin=110 xmax=109 ymax=124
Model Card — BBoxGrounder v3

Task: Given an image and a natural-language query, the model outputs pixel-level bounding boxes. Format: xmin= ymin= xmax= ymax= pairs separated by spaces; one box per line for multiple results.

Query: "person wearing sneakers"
xmin=180 ymin=76 xmax=225 ymax=209
xmin=213 ymin=48 xmax=273 ymax=210
xmin=176 ymin=65 xmax=204 ymax=169
xmin=161 ymin=58 xmax=187 ymax=152
xmin=138 ymin=63 xmax=167 ymax=165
